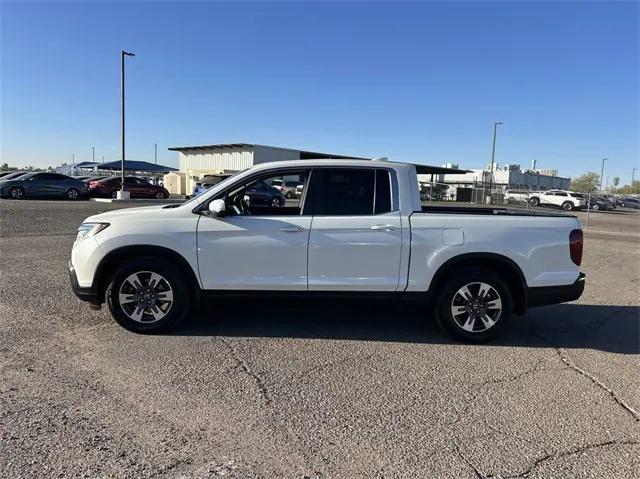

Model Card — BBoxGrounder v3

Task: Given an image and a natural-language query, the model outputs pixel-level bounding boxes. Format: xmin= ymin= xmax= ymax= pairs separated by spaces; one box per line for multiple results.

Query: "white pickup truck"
xmin=70 ymin=159 xmax=585 ymax=341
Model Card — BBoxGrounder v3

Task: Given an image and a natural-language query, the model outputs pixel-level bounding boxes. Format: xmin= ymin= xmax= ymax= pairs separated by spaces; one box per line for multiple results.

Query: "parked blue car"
xmin=622 ymin=197 xmax=640 ymax=209
xmin=0 ymin=172 xmax=88 ymax=200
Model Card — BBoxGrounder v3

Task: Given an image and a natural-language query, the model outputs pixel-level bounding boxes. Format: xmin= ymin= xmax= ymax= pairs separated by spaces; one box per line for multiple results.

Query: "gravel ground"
xmin=1 ymin=199 xmax=639 ymax=478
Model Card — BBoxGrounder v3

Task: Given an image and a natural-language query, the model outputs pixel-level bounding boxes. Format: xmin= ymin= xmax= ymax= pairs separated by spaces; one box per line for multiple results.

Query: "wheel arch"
xmin=430 ymin=253 xmax=528 ymax=314
xmin=94 ymin=245 xmax=201 ymax=302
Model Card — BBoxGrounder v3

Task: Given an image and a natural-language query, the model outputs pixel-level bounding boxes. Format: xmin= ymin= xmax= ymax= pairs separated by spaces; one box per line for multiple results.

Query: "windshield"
xmin=182 ymin=169 xmax=247 ymax=206
xmin=14 ymin=172 xmax=36 ymax=180
xmin=1 ymin=172 xmax=28 ymax=181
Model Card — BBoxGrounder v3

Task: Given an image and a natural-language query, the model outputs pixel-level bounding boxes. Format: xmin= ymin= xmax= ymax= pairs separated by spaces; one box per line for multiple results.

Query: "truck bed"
xmin=419 ymin=205 xmax=574 ymax=217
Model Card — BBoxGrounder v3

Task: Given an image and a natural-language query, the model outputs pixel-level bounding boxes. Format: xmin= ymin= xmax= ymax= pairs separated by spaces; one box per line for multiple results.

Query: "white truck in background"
xmin=70 ymin=159 xmax=585 ymax=342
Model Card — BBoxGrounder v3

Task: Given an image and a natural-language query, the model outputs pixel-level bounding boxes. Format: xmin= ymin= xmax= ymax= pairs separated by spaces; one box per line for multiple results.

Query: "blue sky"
xmin=2 ymin=1 xmax=638 ymax=183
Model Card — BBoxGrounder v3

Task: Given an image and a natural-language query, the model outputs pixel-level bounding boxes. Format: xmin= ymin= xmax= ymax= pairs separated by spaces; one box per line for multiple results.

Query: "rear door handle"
xmin=280 ymin=226 xmax=304 ymax=232
xmin=371 ymin=224 xmax=397 ymax=231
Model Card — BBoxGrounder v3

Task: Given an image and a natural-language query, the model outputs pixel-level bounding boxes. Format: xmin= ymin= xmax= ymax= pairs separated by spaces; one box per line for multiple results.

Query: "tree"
xmin=570 ymin=172 xmax=600 ymax=193
xmin=613 ymin=176 xmax=620 ymax=191
xmin=618 ymin=180 xmax=640 ymax=194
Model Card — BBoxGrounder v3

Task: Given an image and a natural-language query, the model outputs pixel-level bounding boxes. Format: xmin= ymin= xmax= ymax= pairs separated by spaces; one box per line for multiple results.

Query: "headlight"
xmin=76 ymin=222 xmax=110 ymax=242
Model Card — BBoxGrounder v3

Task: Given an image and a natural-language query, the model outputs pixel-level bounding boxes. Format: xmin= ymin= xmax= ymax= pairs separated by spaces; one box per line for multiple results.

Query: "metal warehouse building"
xmin=166 ymin=143 xmax=368 ymax=195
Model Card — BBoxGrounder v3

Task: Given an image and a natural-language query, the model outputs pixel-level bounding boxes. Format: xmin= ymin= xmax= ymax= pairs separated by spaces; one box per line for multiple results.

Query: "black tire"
xmin=110 ymin=190 xmax=118 ymax=199
xmin=561 ymin=201 xmax=573 ymax=211
xmin=155 ymin=191 xmax=167 ymax=199
xmin=9 ymin=187 xmax=24 ymax=200
xmin=529 ymin=197 xmax=540 ymax=207
xmin=285 ymin=191 xmax=294 ymax=199
xmin=592 ymin=204 xmax=599 ymax=211
xmin=105 ymin=257 xmax=191 ymax=333
xmin=66 ymin=188 xmax=80 ymax=200
xmin=435 ymin=267 xmax=513 ymax=343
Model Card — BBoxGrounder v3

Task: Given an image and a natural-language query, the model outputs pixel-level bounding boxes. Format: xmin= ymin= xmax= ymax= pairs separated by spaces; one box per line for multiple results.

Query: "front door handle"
xmin=280 ymin=226 xmax=304 ymax=233
xmin=371 ymin=224 xmax=397 ymax=231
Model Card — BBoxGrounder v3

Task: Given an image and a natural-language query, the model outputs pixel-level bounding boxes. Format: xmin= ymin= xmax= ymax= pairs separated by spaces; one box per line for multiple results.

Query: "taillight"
xmin=89 ymin=181 xmax=98 ymax=188
xmin=569 ymin=229 xmax=583 ymax=266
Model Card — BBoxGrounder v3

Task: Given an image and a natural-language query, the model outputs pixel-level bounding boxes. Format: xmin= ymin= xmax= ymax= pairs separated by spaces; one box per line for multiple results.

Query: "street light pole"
xmin=121 ymin=50 xmax=135 ymax=195
xmin=599 ymin=158 xmax=607 ymax=192
xmin=92 ymin=146 xmax=95 ymax=164
xmin=154 ymin=142 xmax=157 ymax=164
xmin=488 ymin=121 xmax=503 ymax=196
xmin=632 ymin=167 xmax=637 ymax=185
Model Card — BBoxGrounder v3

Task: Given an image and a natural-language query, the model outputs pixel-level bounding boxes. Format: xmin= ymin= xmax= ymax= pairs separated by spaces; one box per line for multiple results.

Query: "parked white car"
xmin=70 ymin=159 xmax=585 ymax=342
xmin=504 ymin=190 xmax=530 ymax=203
xmin=528 ymin=190 xmax=585 ymax=211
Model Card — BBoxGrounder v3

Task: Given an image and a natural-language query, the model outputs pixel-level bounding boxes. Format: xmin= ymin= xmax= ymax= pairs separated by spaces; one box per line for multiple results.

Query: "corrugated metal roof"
xmin=413 ymin=164 xmax=471 ymax=175
xmin=100 ymin=160 xmax=178 ymax=173
xmin=168 ymin=143 xmax=369 ymax=160
xmin=168 ymin=143 xmax=254 ymax=152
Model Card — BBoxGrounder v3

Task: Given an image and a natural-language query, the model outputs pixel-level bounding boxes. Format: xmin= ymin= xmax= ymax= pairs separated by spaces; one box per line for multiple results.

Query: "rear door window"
xmin=374 ymin=170 xmax=392 ymax=214
xmin=304 ymin=168 xmax=375 ymax=216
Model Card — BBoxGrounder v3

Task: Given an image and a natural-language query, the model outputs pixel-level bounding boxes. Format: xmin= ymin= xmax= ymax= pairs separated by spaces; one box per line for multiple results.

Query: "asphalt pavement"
xmin=1 ymin=199 xmax=639 ymax=478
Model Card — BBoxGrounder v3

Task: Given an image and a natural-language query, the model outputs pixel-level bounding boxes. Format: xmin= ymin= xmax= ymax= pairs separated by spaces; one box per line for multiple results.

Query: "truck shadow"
xmin=177 ymin=299 xmax=639 ymax=355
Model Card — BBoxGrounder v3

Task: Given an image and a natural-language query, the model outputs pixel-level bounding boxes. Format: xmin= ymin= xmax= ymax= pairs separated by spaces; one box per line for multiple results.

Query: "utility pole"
xmin=488 ymin=121 xmax=503 ymax=200
xmin=632 ymin=167 xmax=637 ymax=185
xmin=92 ymin=146 xmax=95 ymax=163
xmin=599 ymin=158 xmax=607 ymax=192
xmin=120 ymin=50 xmax=135 ymax=197
xmin=154 ymin=142 xmax=157 ymax=164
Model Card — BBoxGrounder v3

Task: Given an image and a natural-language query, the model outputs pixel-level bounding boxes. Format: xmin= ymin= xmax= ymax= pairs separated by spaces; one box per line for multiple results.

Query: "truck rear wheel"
xmin=435 ymin=267 xmax=513 ymax=342
xmin=105 ymin=258 xmax=191 ymax=333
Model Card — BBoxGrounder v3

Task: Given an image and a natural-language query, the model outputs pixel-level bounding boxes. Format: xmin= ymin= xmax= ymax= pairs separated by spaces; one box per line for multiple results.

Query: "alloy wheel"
xmin=10 ymin=188 xmax=23 ymax=199
xmin=67 ymin=188 xmax=79 ymax=200
xmin=450 ymin=282 xmax=502 ymax=333
xmin=118 ymin=271 xmax=174 ymax=323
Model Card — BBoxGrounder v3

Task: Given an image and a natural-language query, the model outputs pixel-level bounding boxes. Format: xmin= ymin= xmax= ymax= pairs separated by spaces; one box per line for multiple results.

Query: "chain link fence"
xmin=418 ymin=181 xmax=531 ymax=208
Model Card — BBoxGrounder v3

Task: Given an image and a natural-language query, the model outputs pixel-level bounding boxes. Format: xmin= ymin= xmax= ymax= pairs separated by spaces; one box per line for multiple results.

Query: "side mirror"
xmin=208 ymin=198 xmax=226 ymax=217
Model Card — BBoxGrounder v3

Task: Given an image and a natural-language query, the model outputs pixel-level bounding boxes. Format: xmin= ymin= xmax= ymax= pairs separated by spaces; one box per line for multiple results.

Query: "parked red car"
xmin=89 ymin=176 xmax=169 ymax=199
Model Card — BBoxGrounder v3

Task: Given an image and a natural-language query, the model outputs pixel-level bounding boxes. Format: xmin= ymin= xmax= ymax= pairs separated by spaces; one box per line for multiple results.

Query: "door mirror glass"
xmin=208 ymin=198 xmax=226 ymax=217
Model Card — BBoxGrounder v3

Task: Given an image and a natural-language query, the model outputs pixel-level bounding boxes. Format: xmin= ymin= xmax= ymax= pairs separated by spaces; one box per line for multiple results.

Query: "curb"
xmin=90 ymin=198 xmax=185 ymax=204
xmin=583 ymin=229 xmax=640 ymax=239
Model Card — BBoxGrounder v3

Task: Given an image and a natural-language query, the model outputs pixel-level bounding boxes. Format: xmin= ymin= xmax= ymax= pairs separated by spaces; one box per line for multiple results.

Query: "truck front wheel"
xmin=561 ymin=201 xmax=573 ymax=211
xmin=435 ymin=267 xmax=513 ymax=342
xmin=105 ymin=258 xmax=191 ymax=333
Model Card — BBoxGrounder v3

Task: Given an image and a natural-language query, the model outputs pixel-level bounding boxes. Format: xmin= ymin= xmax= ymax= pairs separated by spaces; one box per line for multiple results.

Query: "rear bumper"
xmin=69 ymin=261 xmax=100 ymax=303
xmin=526 ymin=273 xmax=585 ymax=309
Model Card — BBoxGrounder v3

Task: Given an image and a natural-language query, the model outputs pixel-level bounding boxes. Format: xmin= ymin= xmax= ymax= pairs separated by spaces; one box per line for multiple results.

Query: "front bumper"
xmin=526 ymin=272 xmax=585 ymax=309
xmin=69 ymin=261 xmax=100 ymax=303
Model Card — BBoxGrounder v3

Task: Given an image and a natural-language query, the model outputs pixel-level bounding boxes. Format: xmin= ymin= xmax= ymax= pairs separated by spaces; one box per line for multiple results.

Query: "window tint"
xmin=374 ymin=170 xmax=392 ymax=214
xmin=555 ymin=192 xmax=567 ymax=196
xmin=305 ymin=168 xmax=375 ymax=216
